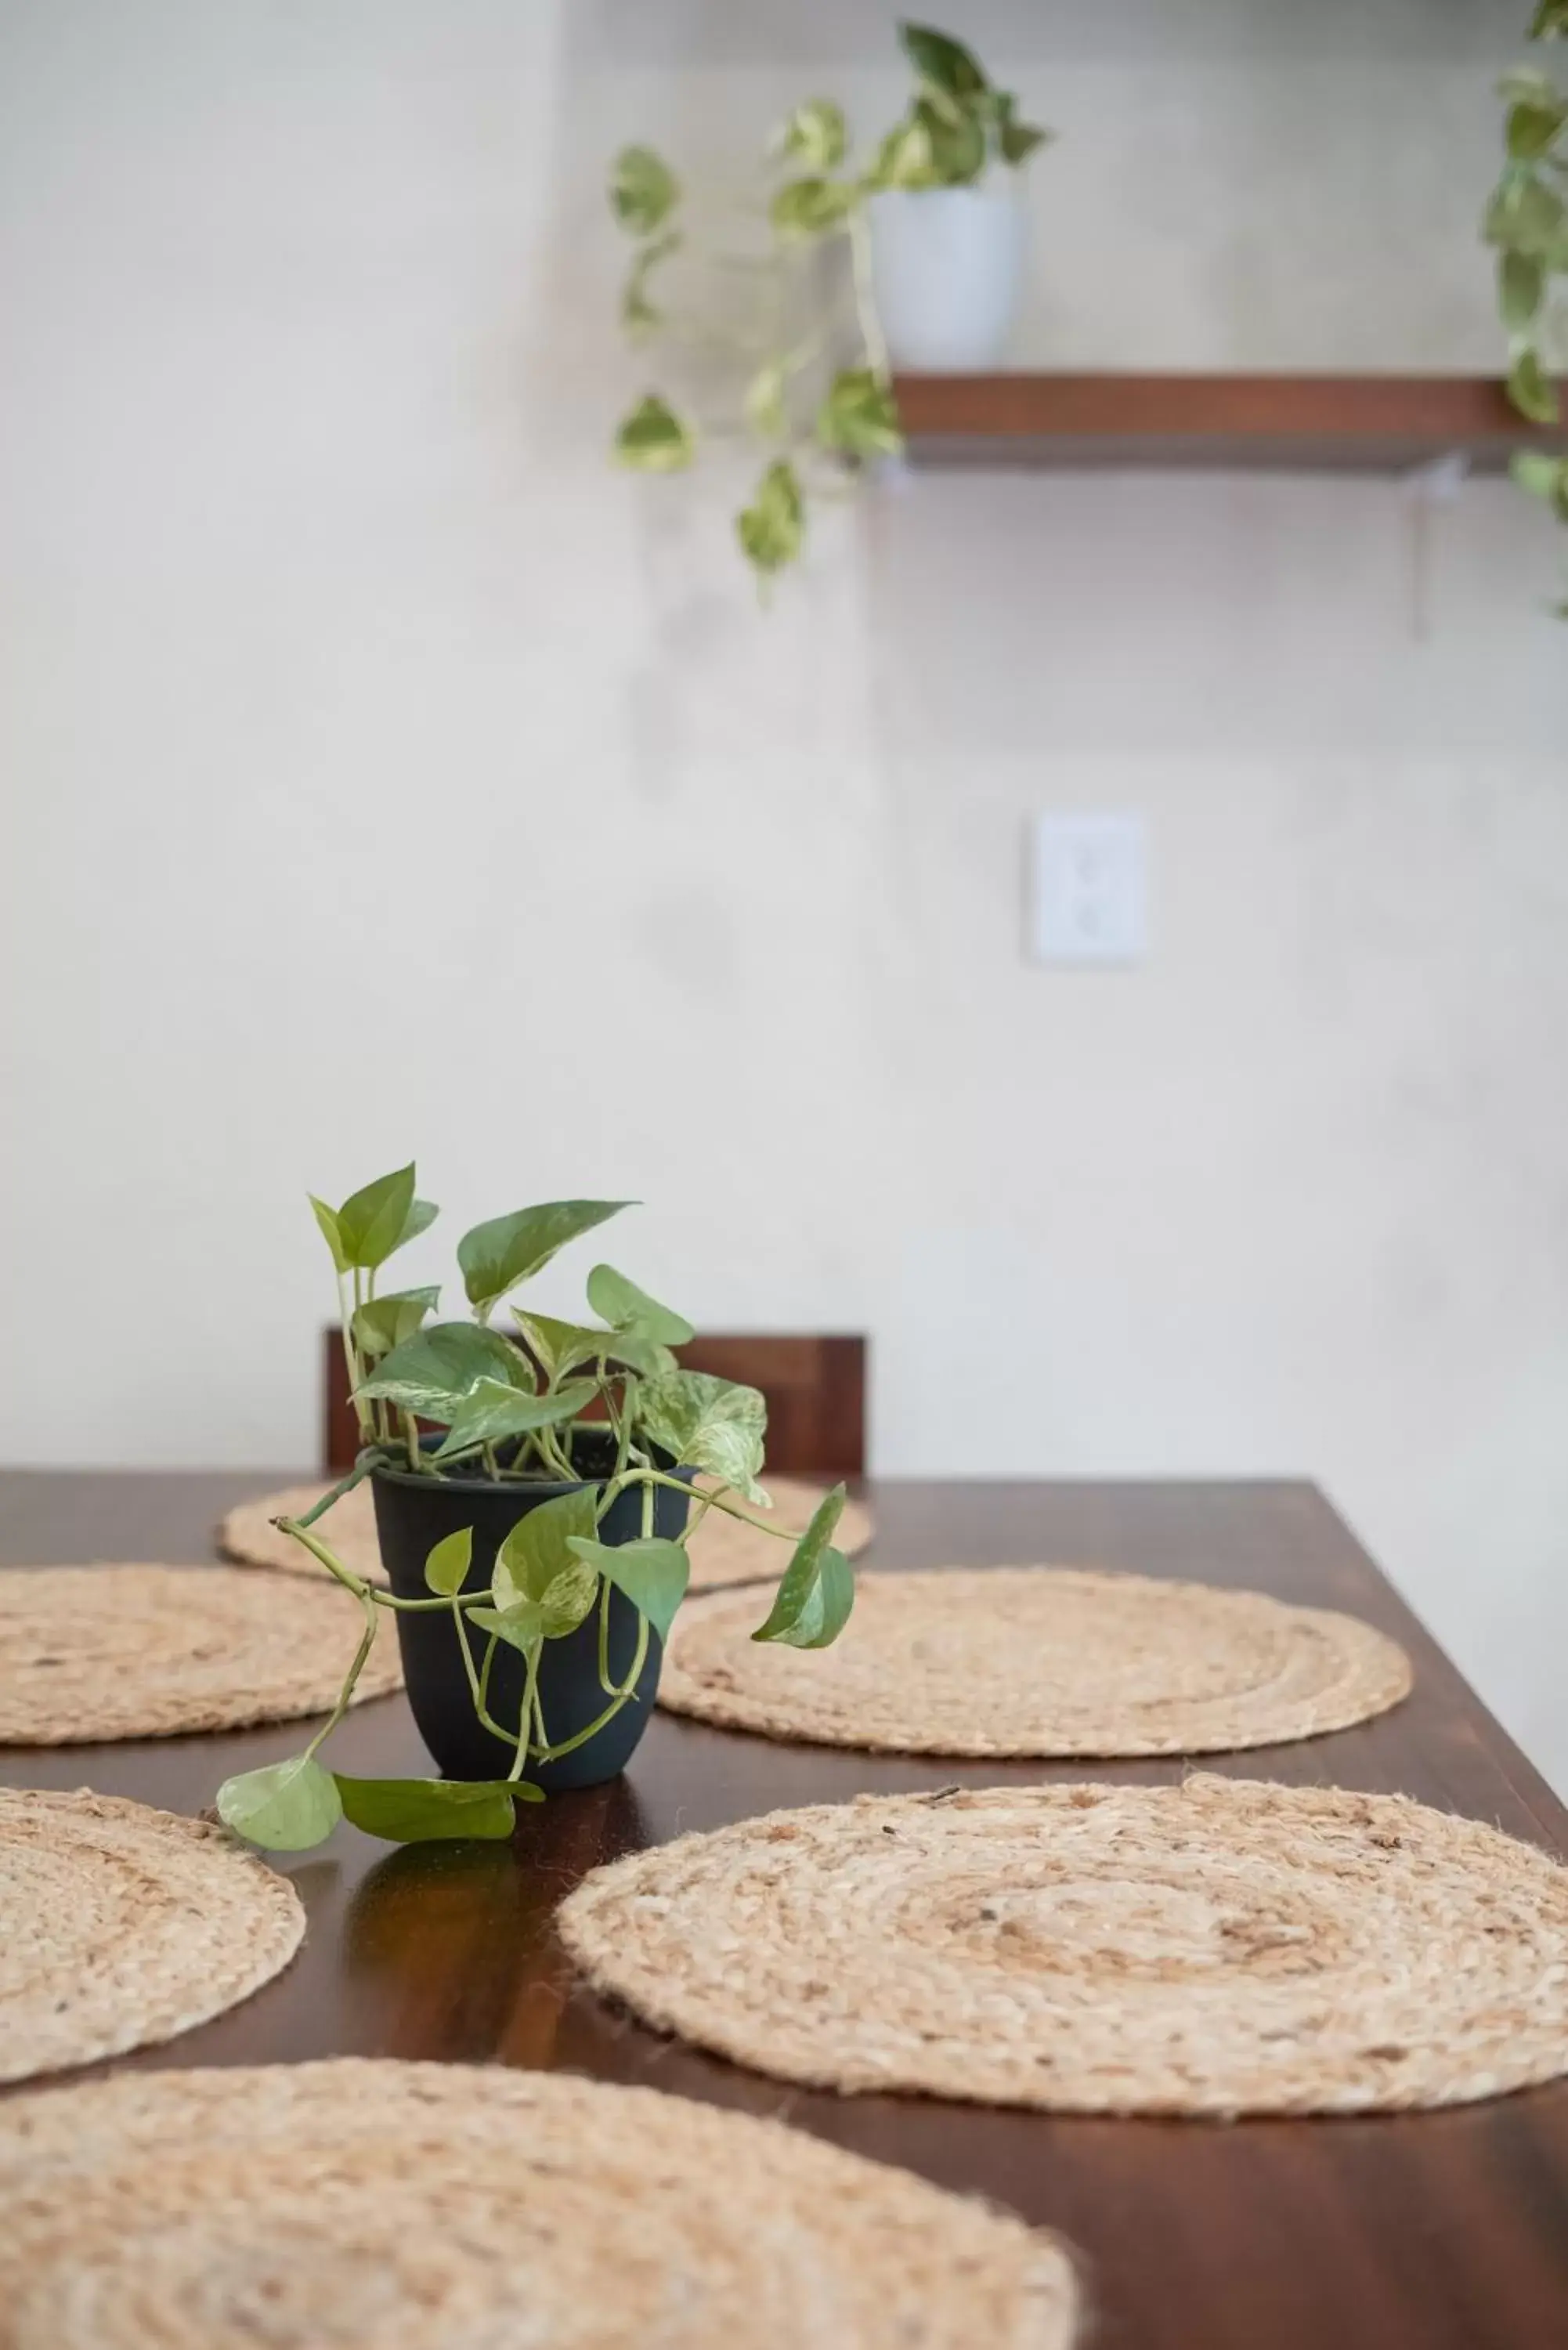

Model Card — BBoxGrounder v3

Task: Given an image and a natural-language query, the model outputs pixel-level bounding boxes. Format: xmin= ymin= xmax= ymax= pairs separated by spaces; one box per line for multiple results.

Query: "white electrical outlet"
xmin=1028 ymin=812 xmax=1148 ymax=967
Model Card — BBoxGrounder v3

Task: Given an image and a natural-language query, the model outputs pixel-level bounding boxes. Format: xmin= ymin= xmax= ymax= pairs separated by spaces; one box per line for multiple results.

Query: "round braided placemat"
xmin=657 ymin=1566 xmax=1411 ymax=1754
xmin=558 ymin=1777 xmax=1568 ymax=2117
xmin=219 ymin=1473 xmax=873 ymax=1593
xmin=0 ymin=2059 xmax=1078 ymax=2348
xmin=0 ymin=1566 xmax=403 ymax=1744
xmin=0 ymin=1788 xmax=305 ymax=2084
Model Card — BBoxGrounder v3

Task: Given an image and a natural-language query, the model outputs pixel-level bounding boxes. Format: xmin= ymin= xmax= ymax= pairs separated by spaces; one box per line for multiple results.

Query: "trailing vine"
xmin=609 ymin=21 xmax=1050 ymax=586
xmin=1487 ymin=2 xmax=1568 ymax=607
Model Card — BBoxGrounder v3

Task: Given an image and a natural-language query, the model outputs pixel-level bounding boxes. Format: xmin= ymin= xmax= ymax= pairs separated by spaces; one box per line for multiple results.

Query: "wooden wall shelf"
xmin=893 ymin=373 xmax=1563 ymax=475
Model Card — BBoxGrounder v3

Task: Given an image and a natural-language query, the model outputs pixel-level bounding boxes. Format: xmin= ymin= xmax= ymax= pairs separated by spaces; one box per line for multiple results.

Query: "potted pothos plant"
xmin=865 ymin=22 xmax=1050 ymax=374
xmin=216 ymin=1166 xmax=854 ymax=1854
xmin=609 ymin=19 xmax=1050 ymax=584
xmin=1487 ymin=1 xmax=1568 ymax=609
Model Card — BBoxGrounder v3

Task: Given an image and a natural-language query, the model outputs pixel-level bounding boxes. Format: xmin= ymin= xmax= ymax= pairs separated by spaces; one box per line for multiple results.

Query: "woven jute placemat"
xmin=220 ymin=1473 xmax=873 ymax=1593
xmin=0 ymin=2059 xmax=1078 ymax=2347
xmin=558 ymin=1776 xmax=1568 ymax=2117
xmin=0 ymin=1565 xmax=403 ymax=1744
xmin=658 ymin=1566 xmax=1411 ymax=1754
xmin=0 ymin=1788 xmax=305 ymax=2084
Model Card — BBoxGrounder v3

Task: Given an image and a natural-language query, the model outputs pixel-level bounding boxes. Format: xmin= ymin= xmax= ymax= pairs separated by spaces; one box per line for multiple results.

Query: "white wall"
xmin=3 ymin=2 xmax=1566 ymax=1788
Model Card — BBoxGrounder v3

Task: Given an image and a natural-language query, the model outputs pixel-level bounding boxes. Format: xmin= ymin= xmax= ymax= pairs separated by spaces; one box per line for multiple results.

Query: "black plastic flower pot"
xmin=369 ymin=1431 xmax=692 ymax=1794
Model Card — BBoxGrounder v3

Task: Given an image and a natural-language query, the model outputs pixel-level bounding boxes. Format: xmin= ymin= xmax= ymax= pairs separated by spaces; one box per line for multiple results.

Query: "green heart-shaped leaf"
xmin=762 ymin=1542 xmax=854 ymax=1648
xmin=750 ymin=1484 xmax=855 ymax=1649
xmin=584 ymin=1264 xmax=694 ymax=1347
xmin=995 ymin=92 xmax=1050 ymax=168
xmin=622 ymin=230 xmax=681 ymax=335
xmin=494 ymin=1490 xmax=600 ymax=1607
xmin=457 ymin=1201 xmax=634 ymax=1315
xmin=638 ymin=1369 xmax=768 ymax=1500
xmin=614 ymin=396 xmax=695 ymax=474
xmin=1484 ymin=172 xmax=1566 ymax=254
xmin=336 ymin=1165 xmax=417 ymax=1271
xmin=511 ymin=1312 xmax=583 ymax=1382
xmin=1508 ymin=97 xmax=1568 ymax=162
xmin=817 ymin=368 xmax=904 ymax=461
xmin=468 ymin=1564 xmax=597 ymax=1646
xmin=432 ymin=1376 xmax=599 ymax=1461
xmin=395 ymin=1197 xmax=439 ymax=1251
xmin=308 ymin=1194 xmax=349 ymax=1273
xmin=898 ymin=21 xmax=989 ymax=102
xmin=357 ymin=1322 xmax=533 ymax=1423
xmin=913 ymin=93 xmax=986 ymax=185
xmin=332 ymin=1775 xmax=537 ymax=1844
xmin=352 ymin=1285 xmax=442 ymax=1361
xmin=771 ymin=175 xmax=858 ymax=241
xmin=610 ymin=145 xmax=680 ymax=235
xmin=869 ymin=113 xmax=938 ymax=190
xmin=775 ymin=98 xmax=847 ymax=172
xmin=568 ymin=1535 xmax=689 ymax=1642
xmin=218 ymin=1753 xmax=342 ymax=1851
xmin=1508 ymin=345 xmax=1560 ymax=425
xmin=736 ymin=460 xmax=805 ymax=577
xmin=1500 ymin=248 xmax=1546 ymax=331
xmin=515 ymin=1312 xmax=674 ymax=1383
xmin=1511 ymin=449 xmax=1568 ymax=507
xmin=423 ymin=1527 xmax=473 ymax=1597
xmin=466 ymin=1601 xmax=544 ymax=1654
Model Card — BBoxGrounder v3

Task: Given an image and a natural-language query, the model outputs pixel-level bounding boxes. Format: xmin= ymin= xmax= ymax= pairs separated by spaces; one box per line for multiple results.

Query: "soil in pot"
xmin=370 ymin=1431 xmax=691 ymax=1792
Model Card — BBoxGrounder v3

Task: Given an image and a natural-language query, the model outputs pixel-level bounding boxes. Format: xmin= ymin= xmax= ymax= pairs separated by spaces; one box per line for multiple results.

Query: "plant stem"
xmin=276 ymin=1518 xmax=466 ymax=1611
xmin=537 ymin=1424 xmax=576 ymax=1480
xmin=608 ymin=1374 xmax=634 ymax=1488
xmin=303 ymin=1589 xmax=379 ymax=1763
xmin=681 ymin=1488 xmax=717 ymax=1543
xmin=363 ymin=1266 xmax=388 ymax=1444
xmin=596 ymin=1575 xmax=617 ymax=1697
xmin=449 ymin=1599 xmax=522 ymax=1747
xmin=290 ymin=1458 xmax=375 ymax=1531
xmin=338 ymin=1275 xmax=374 ymax=1444
xmin=846 ymin=204 xmax=891 ymax=383
xmin=610 ymin=1469 xmax=797 ymax=1542
xmin=400 ymin=1412 xmax=425 ymax=1473
xmin=510 ymin=1646 xmax=542 ymax=1781
xmin=533 ymin=1614 xmax=649 ymax=1762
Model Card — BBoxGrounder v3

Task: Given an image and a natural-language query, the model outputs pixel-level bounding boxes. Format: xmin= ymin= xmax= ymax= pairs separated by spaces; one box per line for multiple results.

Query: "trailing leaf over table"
xmin=750 ymin=1485 xmax=856 ymax=1650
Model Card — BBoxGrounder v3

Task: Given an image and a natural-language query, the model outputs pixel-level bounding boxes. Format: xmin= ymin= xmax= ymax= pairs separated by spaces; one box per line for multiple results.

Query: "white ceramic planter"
xmin=868 ymin=183 xmax=1026 ymax=372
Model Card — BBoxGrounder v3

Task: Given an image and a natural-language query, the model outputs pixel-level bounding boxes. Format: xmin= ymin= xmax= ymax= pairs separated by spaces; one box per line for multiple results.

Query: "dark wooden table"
xmin=3 ymin=1471 xmax=1566 ymax=2348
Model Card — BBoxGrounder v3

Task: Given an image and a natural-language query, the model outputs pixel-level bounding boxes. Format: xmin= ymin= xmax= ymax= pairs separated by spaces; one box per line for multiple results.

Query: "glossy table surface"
xmin=2 ymin=1470 xmax=1566 ymax=2349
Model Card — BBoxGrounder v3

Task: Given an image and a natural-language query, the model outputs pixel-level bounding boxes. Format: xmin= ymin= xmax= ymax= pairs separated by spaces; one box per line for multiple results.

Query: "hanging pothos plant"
xmin=608 ymin=21 xmax=1048 ymax=587
xmin=1487 ymin=1 xmax=1568 ymax=606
